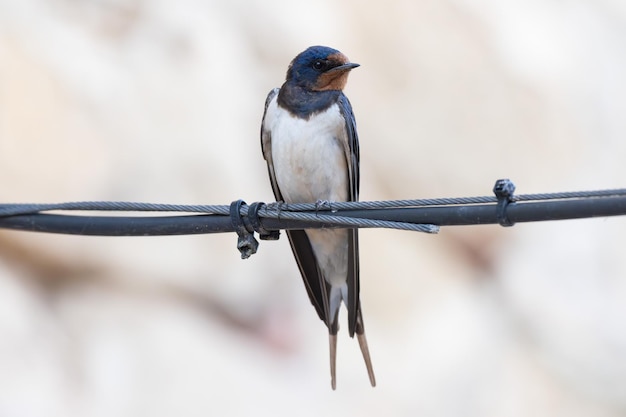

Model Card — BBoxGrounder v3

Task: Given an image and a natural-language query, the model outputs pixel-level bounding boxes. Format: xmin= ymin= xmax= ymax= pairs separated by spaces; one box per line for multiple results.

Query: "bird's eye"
xmin=313 ymin=60 xmax=325 ymax=70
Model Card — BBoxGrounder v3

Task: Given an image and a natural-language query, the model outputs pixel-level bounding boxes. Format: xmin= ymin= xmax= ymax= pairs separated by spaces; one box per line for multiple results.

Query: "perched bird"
xmin=260 ymin=45 xmax=375 ymax=389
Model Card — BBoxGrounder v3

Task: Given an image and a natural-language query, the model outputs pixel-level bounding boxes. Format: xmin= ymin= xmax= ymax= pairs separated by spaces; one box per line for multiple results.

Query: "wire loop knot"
xmin=248 ymin=202 xmax=280 ymax=241
xmin=493 ymin=179 xmax=516 ymax=227
xmin=229 ymin=200 xmax=259 ymax=259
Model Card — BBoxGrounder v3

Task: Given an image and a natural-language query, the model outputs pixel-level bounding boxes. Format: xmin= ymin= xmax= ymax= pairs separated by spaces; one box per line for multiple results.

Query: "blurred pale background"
xmin=1 ymin=1 xmax=626 ymax=416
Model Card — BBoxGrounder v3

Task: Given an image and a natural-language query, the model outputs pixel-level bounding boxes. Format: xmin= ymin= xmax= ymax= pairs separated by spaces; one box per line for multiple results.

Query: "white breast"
xmin=264 ymin=98 xmax=349 ymax=204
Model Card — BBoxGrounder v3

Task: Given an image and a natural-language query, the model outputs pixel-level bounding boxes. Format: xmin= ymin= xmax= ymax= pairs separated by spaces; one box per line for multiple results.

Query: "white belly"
xmin=263 ymin=97 xmax=352 ymax=291
xmin=266 ymin=101 xmax=349 ymax=204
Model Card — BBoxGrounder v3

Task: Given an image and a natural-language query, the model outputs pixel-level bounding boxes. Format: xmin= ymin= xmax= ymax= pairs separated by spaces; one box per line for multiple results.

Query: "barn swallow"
xmin=260 ymin=46 xmax=375 ymax=389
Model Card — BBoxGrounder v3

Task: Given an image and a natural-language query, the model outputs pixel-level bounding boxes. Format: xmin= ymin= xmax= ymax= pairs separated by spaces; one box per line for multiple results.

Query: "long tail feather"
xmin=329 ymin=334 xmax=337 ymax=390
xmin=357 ymin=331 xmax=376 ymax=387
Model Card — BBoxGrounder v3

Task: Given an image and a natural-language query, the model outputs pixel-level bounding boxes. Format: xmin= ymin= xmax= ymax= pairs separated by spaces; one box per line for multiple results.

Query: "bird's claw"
xmin=266 ymin=201 xmax=284 ymax=211
xmin=266 ymin=201 xmax=285 ymax=219
xmin=315 ymin=199 xmax=332 ymax=214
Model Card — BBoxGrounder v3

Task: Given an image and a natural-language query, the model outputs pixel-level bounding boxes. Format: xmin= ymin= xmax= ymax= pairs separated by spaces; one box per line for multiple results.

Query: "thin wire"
xmin=1 ymin=186 xmax=625 ymax=237
xmin=256 ymin=208 xmax=439 ymax=233
xmin=0 ymin=202 xmax=438 ymax=233
xmin=1 ymin=189 xmax=625 ymax=225
xmin=2 ymin=188 xmax=625 ymax=217
xmin=0 ymin=202 xmax=230 ymax=217
xmin=513 ymin=188 xmax=626 ymax=201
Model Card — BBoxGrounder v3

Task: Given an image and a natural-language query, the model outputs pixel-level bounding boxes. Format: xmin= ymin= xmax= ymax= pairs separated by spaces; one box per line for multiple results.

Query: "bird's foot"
xmin=315 ymin=199 xmax=332 ymax=214
xmin=266 ymin=201 xmax=284 ymax=210
xmin=266 ymin=201 xmax=285 ymax=219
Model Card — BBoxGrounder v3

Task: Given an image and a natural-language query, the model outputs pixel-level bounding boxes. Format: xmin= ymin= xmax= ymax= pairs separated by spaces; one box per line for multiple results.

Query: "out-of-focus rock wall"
xmin=1 ymin=1 xmax=625 ymax=416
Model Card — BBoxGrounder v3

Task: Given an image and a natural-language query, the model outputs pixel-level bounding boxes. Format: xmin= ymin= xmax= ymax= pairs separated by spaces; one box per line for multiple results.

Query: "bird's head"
xmin=285 ymin=46 xmax=359 ymax=92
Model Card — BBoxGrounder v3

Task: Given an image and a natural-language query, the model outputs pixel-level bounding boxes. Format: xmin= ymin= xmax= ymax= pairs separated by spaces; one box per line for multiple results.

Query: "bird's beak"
xmin=329 ymin=62 xmax=360 ymax=72
xmin=314 ymin=61 xmax=359 ymax=91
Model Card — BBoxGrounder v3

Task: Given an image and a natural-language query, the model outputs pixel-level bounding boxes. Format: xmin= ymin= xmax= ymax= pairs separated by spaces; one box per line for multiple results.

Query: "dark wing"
xmin=260 ymin=88 xmax=282 ymax=200
xmin=284 ymin=230 xmax=331 ymax=329
xmin=260 ymin=88 xmax=331 ymax=328
xmin=337 ymin=93 xmax=361 ymax=337
xmin=338 ymin=94 xmax=360 ymax=201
